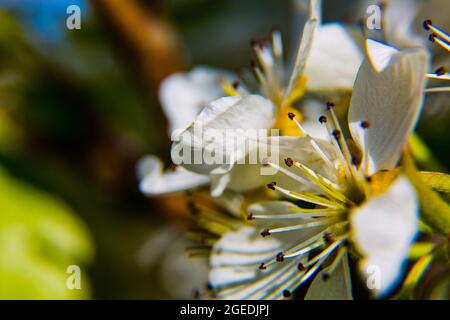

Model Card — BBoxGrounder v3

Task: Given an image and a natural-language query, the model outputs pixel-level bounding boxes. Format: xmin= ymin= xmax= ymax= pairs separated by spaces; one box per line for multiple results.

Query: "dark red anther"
xmin=318 ymin=115 xmax=327 ymax=123
xmin=360 ymin=120 xmax=370 ymax=129
xmin=323 ymin=231 xmax=334 ymax=245
xmin=267 ymin=181 xmax=277 ymax=190
xmin=232 ymin=80 xmax=240 ymax=89
xmin=435 ymin=66 xmax=447 ymax=76
xmin=322 ymin=272 xmax=331 ymax=281
xmin=247 ymin=213 xmax=255 ymax=221
xmin=276 ymin=252 xmax=284 ymax=262
xmin=261 ymin=229 xmax=271 ymax=237
xmin=326 ymin=101 xmax=335 ymax=110
xmin=332 ymin=129 xmax=341 ymax=140
xmin=259 ymin=262 xmax=267 ymax=270
xmin=429 ymin=33 xmax=436 ymax=43
xmin=282 ymin=290 xmax=291 ymax=298
xmin=284 ymin=158 xmax=294 ymax=167
xmin=288 ymin=112 xmax=296 ymax=120
xmin=297 ymin=263 xmax=305 ymax=271
xmin=423 ymin=19 xmax=432 ymax=30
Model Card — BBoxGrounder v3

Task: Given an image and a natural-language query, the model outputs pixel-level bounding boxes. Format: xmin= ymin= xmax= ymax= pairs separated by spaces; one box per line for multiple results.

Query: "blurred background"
xmin=0 ymin=0 xmax=448 ymax=299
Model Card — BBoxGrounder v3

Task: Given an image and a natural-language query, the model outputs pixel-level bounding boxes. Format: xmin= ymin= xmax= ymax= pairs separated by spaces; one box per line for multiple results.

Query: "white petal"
xmin=138 ymin=155 xmax=209 ymax=196
xmin=365 ymin=38 xmax=399 ymax=72
xmin=350 ymin=176 xmax=419 ymax=297
xmin=171 ymin=94 xmax=275 ymax=176
xmin=348 ymin=39 xmax=429 ymax=175
xmin=304 ymin=23 xmax=363 ymax=92
xmin=159 ymin=66 xmax=239 ymax=135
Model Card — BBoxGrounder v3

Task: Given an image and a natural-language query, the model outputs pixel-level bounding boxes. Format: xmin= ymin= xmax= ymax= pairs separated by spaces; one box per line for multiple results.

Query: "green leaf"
xmin=409 ymin=242 xmax=434 ymax=260
xmin=408 ymin=134 xmax=444 ymax=172
xmin=403 ymin=153 xmax=450 ymax=235
xmin=305 ymin=250 xmax=353 ymax=300
xmin=394 ymin=255 xmax=433 ymax=300
xmin=417 ymin=172 xmax=450 ymax=193
xmin=0 ymin=167 xmax=93 ymax=299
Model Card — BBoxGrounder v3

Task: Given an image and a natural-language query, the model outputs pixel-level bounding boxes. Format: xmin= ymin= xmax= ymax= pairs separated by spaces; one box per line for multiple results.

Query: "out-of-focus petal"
xmin=138 ymin=155 xmax=209 ymax=196
xmin=304 ymin=23 xmax=363 ymax=92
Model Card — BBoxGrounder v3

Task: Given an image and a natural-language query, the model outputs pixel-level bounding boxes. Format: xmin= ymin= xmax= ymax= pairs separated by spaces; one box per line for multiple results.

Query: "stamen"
xmin=262 ymin=234 xmax=325 ymax=268
xmin=220 ymin=79 xmax=240 ymax=96
xmin=426 ymin=73 xmax=450 ymax=80
xmin=271 ymin=28 xmax=283 ymax=59
xmin=250 ymin=208 xmax=344 ymax=220
xmin=327 ymin=103 xmax=354 ymax=170
xmin=288 ymin=113 xmax=334 ymax=167
xmin=271 ymin=184 xmax=344 ymax=209
xmin=218 ymin=260 xmax=298 ymax=299
xmin=425 ymin=86 xmax=450 ymax=93
xmin=290 ymin=158 xmax=350 ymax=203
xmin=320 ymin=247 xmax=346 ymax=281
xmin=304 ymin=238 xmax=346 ymax=268
xmin=265 ymin=160 xmax=311 ymax=185
xmin=429 ymin=33 xmax=450 ymax=51
xmin=423 ymin=20 xmax=450 ymax=43
xmin=266 ymin=217 xmax=341 ymax=235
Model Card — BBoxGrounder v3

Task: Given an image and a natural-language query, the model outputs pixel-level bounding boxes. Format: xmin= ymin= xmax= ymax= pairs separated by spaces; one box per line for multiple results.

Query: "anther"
xmin=192 ymin=289 xmax=200 ymax=299
xmin=435 ymin=66 xmax=447 ymax=76
xmin=332 ymin=129 xmax=341 ymax=140
xmin=282 ymin=290 xmax=291 ymax=298
xmin=187 ymin=200 xmax=199 ymax=215
xmin=284 ymin=158 xmax=294 ymax=167
xmin=261 ymin=229 xmax=271 ymax=237
xmin=276 ymin=252 xmax=285 ymax=262
xmin=429 ymin=33 xmax=436 ymax=43
xmin=323 ymin=232 xmax=334 ymax=245
xmin=360 ymin=120 xmax=370 ymax=129
xmin=297 ymin=263 xmax=306 ymax=271
xmin=322 ymin=272 xmax=331 ymax=281
xmin=288 ymin=112 xmax=296 ymax=120
xmin=318 ymin=115 xmax=327 ymax=123
xmin=365 ymin=176 xmax=372 ymax=183
xmin=423 ymin=19 xmax=432 ymax=30
xmin=247 ymin=213 xmax=255 ymax=220
xmin=232 ymin=80 xmax=240 ymax=89
xmin=258 ymin=263 xmax=267 ymax=270
xmin=267 ymin=181 xmax=277 ymax=190
xmin=250 ymin=39 xmax=257 ymax=47
xmin=326 ymin=101 xmax=335 ymax=110
xmin=250 ymin=59 xmax=258 ymax=68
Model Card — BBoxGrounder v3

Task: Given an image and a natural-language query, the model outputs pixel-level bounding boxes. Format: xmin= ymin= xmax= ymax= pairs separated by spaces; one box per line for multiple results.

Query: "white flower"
xmin=141 ymin=0 xmax=364 ymax=197
xmin=206 ymin=39 xmax=429 ymax=299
